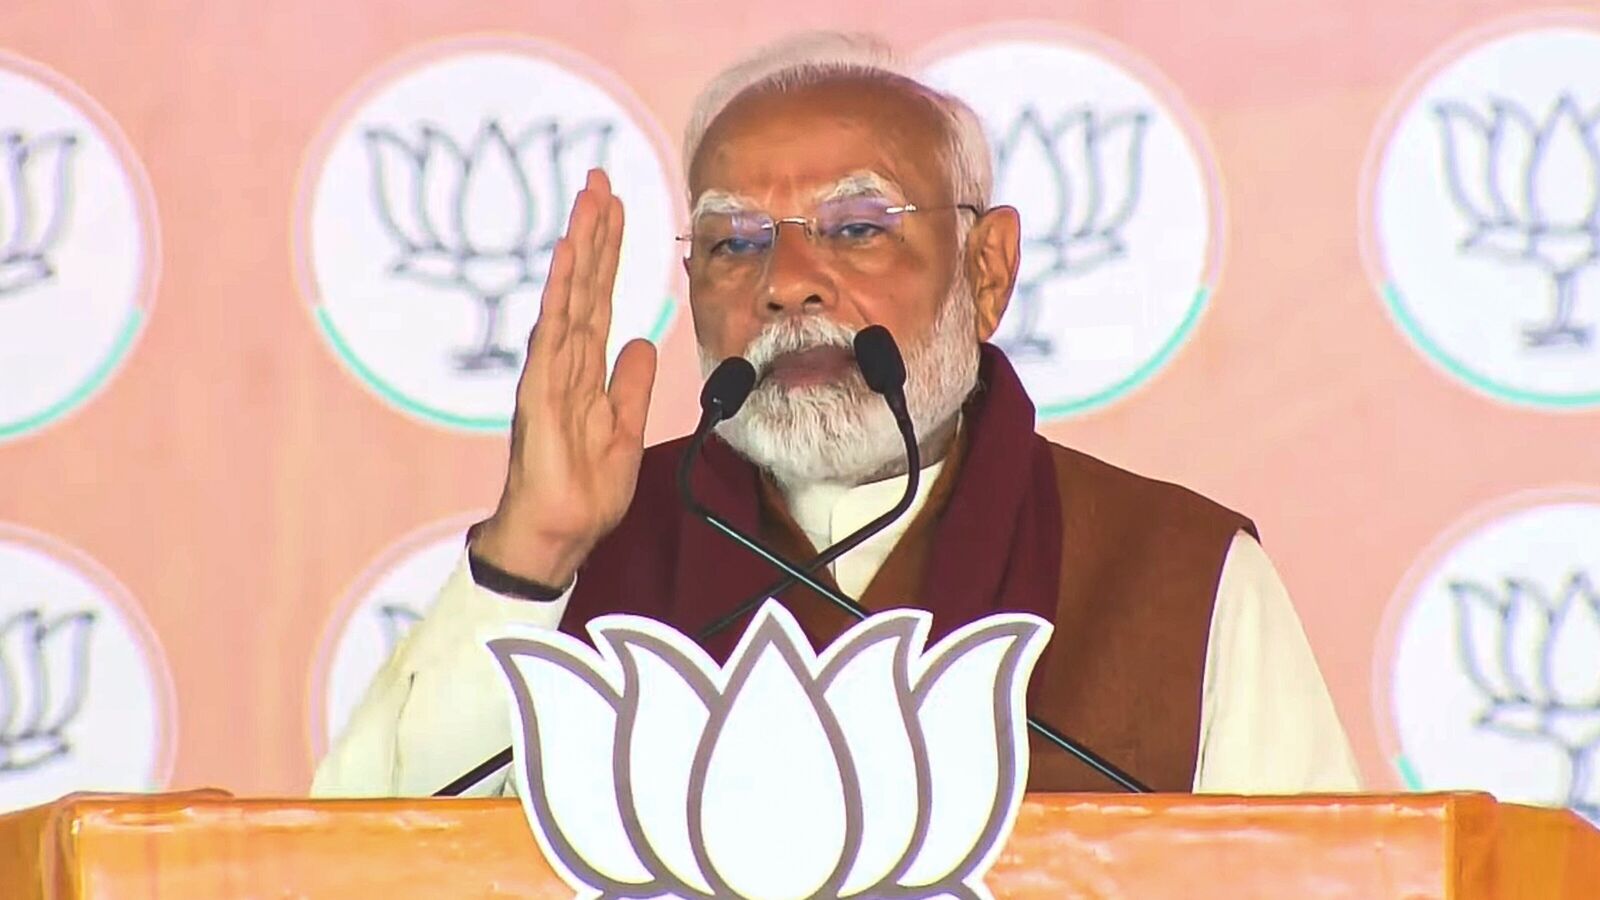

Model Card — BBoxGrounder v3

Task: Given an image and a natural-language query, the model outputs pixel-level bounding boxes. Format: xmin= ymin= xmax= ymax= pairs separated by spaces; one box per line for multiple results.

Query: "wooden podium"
xmin=1 ymin=791 xmax=1595 ymax=898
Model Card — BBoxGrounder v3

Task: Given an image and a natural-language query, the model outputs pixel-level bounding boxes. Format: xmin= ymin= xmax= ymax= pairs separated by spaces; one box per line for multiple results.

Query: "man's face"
xmin=685 ymin=77 xmax=965 ymax=388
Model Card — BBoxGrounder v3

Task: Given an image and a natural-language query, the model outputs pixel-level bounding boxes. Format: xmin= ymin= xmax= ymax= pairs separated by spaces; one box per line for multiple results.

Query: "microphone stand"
xmin=694 ymin=400 xmax=919 ymax=641
xmin=434 ymin=341 xmax=1152 ymax=796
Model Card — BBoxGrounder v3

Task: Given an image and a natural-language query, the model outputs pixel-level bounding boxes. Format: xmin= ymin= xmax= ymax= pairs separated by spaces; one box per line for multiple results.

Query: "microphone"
xmin=434 ymin=330 xmax=1150 ymax=797
xmin=686 ymin=328 xmax=1148 ymax=793
xmin=676 ymin=357 xmax=865 ymax=614
xmin=697 ymin=326 xmax=919 ymax=640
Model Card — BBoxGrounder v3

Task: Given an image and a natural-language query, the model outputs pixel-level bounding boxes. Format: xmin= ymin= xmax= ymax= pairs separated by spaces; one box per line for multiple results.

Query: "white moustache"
xmin=741 ymin=317 xmax=859 ymax=376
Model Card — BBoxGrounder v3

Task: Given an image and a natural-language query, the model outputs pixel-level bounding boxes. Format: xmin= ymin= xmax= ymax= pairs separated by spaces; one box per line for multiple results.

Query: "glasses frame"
xmin=675 ymin=201 xmax=986 ymax=253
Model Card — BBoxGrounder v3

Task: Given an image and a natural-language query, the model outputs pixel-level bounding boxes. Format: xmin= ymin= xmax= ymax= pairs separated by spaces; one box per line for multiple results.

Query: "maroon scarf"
xmin=560 ymin=344 xmax=1062 ymax=660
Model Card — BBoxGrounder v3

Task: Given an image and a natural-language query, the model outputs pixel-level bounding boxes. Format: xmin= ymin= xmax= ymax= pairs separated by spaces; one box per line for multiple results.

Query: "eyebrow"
xmin=814 ymin=171 xmax=905 ymax=204
xmin=690 ymin=190 xmax=758 ymax=221
xmin=689 ymin=171 xmax=908 ymax=221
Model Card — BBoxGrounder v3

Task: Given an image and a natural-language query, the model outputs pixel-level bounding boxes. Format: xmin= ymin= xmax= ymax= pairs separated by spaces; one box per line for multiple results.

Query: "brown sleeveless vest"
xmin=561 ymin=346 xmax=1254 ymax=793
xmin=757 ymin=436 xmax=1254 ymax=792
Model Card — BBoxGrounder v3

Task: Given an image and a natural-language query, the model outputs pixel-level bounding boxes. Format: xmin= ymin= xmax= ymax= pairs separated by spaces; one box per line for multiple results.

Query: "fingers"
xmin=530 ymin=169 xmax=613 ymax=396
xmin=567 ymin=170 xmax=620 ymax=393
xmin=607 ymin=338 xmax=657 ymax=444
xmin=588 ymin=193 xmax=625 ymax=349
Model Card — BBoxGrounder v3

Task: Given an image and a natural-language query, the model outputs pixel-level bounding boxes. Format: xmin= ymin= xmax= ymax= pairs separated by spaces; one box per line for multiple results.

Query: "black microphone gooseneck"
xmin=435 ymin=329 xmax=1150 ymax=796
xmin=684 ymin=329 xmax=1150 ymax=794
xmin=675 ymin=358 xmax=866 ymax=614
xmin=696 ymin=326 xmax=920 ymax=641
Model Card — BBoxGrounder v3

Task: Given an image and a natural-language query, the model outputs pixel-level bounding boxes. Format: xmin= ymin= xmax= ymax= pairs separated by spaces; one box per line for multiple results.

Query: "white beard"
xmin=701 ymin=279 xmax=979 ymax=487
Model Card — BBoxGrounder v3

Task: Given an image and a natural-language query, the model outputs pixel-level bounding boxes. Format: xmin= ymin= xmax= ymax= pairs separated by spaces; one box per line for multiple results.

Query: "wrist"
xmin=467 ymin=518 xmax=589 ymax=592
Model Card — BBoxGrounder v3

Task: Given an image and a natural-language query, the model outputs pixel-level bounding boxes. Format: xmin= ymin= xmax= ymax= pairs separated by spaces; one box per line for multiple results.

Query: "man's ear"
xmin=963 ymin=206 xmax=1020 ymax=342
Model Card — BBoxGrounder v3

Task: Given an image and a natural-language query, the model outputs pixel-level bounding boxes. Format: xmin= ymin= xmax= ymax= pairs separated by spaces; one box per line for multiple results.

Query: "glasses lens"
xmin=815 ymin=197 xmax=903 ymax=243
xmin=694 ymin=211 xmax=774 ymax=258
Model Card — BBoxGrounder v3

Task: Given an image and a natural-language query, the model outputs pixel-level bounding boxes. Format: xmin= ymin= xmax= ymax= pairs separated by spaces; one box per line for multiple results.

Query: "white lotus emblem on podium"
xmin=489 ymin=602 xmax=1051 ymax=900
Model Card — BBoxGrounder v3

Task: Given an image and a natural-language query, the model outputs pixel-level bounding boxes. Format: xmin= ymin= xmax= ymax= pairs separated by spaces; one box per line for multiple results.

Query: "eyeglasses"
xmin=678 ymin=195 xmax=983 ymax=284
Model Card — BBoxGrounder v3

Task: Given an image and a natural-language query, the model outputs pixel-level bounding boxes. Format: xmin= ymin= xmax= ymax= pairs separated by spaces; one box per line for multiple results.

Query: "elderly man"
xmin=314 ymin=34 xmax=1360 ymax=797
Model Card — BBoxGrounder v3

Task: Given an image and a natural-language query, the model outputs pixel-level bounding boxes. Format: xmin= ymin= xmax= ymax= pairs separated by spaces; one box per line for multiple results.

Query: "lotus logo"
xmin=365 ymin=118 xmax=613 ymax=371
xmin=1436 ymin=94 xmax=1600 ymax=348
xmin=490 ymin=603 xmax=1050 ymax=900
xmin=375 ymin=600 xmax=422 ymax=651
xmin=1453 ymin=571 xmax=1600 ymax=820
xmin=993 ymin=107 xmax=1149 ymax=358
xmin=0 ymin=130 xmax=77 ymax=298
xmin=0 ymin=608 xmax=94 ymax=773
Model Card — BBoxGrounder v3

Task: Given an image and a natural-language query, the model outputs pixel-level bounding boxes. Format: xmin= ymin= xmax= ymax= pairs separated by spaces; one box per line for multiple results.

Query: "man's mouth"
xmin=762 ymin=345 xmax=856 ymax=388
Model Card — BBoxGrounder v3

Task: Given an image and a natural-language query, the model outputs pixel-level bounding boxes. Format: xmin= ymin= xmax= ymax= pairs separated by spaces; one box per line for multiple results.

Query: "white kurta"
xmin=312 ymin=459 xmax=1364 ymax=797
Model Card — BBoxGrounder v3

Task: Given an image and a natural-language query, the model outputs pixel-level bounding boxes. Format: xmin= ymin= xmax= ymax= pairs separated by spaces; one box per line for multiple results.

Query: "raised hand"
xmin=470 ymin=169 xmax=658 ymax=588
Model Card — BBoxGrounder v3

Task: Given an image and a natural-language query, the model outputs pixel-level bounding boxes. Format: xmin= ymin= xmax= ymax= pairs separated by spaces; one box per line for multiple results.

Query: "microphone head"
xmin=700 ymin=357 xmax=757 ymax=419
xmin=853 ymin=325 xmax=907 ymax=396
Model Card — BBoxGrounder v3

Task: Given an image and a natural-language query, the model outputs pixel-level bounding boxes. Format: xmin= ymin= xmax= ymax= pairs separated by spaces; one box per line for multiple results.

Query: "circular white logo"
xmin=1366 ymin=20 xmax=1600 ymax=408
xmin=0 ymin=53 xmax=157 ymax=443
xmin=1381 ymin=491 xmax=1600 ymax=822
xmin=920 ymin=31 xmax=1221 ymax=418
xmin=297 ymin=37 xmax=680 ymax=431
xmin=0 ymin=524 xmax=173 ymax=812
xmin=311 ymin=513 xmax=483 ymax=756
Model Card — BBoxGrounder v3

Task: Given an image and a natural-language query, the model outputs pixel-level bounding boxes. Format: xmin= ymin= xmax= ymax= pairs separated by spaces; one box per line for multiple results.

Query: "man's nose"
xmin=758 ymin=223 xmax=835 ymax=316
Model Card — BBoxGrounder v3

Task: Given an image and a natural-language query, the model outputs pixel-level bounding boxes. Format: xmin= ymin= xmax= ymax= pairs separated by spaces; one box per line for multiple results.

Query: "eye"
xmin=827 ymin=220 xmax=888 ymax=242
xmin=710 ymin=235 xmax=769 ymax=257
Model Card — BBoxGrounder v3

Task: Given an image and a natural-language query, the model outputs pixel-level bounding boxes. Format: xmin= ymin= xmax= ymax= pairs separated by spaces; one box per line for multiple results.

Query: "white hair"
xmin=682 ymin=31 xmax=994 ymax=212
xmin=707 ymin=271 xmax=980 ymax=487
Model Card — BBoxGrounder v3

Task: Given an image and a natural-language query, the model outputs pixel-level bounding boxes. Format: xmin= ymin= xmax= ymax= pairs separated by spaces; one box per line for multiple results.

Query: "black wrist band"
xmin=466 ymin=545 xmax=570 ymax=602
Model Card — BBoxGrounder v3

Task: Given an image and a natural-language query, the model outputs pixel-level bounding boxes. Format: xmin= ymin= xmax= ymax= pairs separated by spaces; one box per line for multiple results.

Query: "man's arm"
xmin=311 ymin=169 xmax=653 ymax=796
xmin=1193 ymin=531 xmax=1364 ymax=793
xmin=310 ymin=554 xmax=571 ymax=797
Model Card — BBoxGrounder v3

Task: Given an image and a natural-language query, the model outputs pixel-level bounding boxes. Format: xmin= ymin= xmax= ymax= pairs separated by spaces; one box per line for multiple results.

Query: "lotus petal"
xmin=995 ymin=108 xmax=1068 ymax=243
xmin=36 ymin=611 xmax=92 ymax=732
xmin=1546 ymin=575 xmax=1600 ymax=707
xmin=10 ymin=132 xmax=75 ymax=257
xmin=1460 ymin=223 xmax=1530 ymax=262
xmin=551 ymin=121 xmax=613 ymax=228
xmin=900 ymin=617 xmax=1049 ymax=890
xmin=1528 ymin=95 xmax=1600 ymax=231
xmin=1504 ymin=579 xmax=1554 ymax=702
xmin=1084 ymin=110 xmax=1147 ymax=236
xmin=694 ymin=613 xmax=854 ymax=900
xmin=459 ymin=122 xmax=534 ymax=256
xmin=601 ymin=622 xmax=718 ymax=896
xmin=376 ymin=602 xmax=422 ymax=652
xmin=488 ymin=635 xmax=653 ymax=893
xmin=1478 ymin=700 xmax=1545 ymax=739
xmin=1434 ymin=102 xmax=1497 ymax=225
xmin=818 ymin=614 xmax=928 ymax=896
xmin=1451 ymin=580 xmax=1516 ymax=699
xmin=418 ymin=127 xmax=466 ymax=251
xmin=1488 ymin=100 xmax=1538 ymax=225
xmin=514 ymin=121 xmax=563 ymax=251
xmin=0 ymin=132 xmax=19 ymax=251
xmin=0 ymin=256 xmax=51 ymax=295
xmin=0 ymin=611 xmax=45 ymax=737
xmin=364 ymin=129 xmax=430 ymax=250
xmin=391 ymin=247 xmax=460 ymax=288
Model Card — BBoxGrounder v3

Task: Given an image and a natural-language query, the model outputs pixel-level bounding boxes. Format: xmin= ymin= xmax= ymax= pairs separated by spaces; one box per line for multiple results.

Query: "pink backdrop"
xmin=1 ymin=0 xmax=1598 ymax=817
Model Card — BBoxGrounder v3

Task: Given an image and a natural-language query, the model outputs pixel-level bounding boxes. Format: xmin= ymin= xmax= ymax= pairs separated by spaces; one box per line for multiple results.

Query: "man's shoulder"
xmin=1040 ymin=438 xmax=1257 ymax=539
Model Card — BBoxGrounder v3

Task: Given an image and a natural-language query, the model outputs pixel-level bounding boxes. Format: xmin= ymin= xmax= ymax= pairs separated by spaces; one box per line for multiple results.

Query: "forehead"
xmin=688 ymin=76 xmax=951 ymax=204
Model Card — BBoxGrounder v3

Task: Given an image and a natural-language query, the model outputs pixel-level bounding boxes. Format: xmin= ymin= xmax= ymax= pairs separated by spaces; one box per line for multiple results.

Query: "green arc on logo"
xmin=1384 ymin=284 xmax=1600 ymax=409
xmin=0 ymin=307 xmax=146 ymax=442
xmin=1035 ymin=285 xmax=1210 ymax=421
xmin=315 ymin=295 xmax=678 ymax=432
